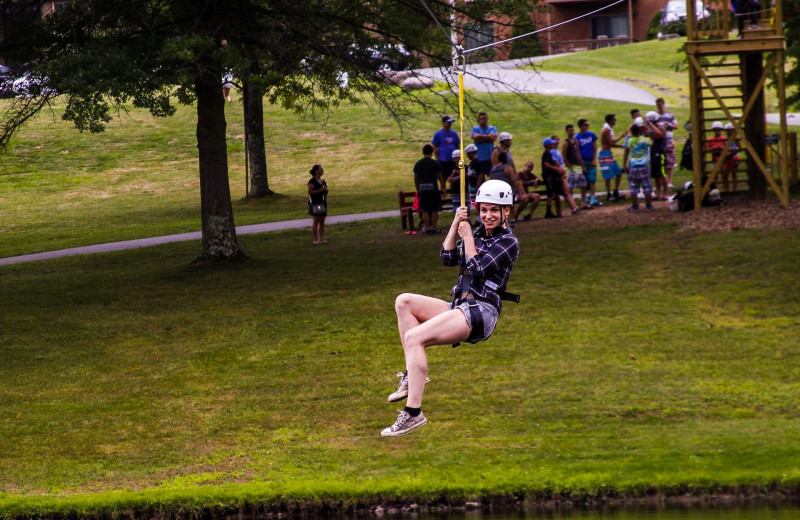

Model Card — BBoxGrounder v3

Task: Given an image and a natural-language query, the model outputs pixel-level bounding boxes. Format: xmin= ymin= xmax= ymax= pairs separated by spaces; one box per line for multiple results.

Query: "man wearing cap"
xmin=432 ymin=116 xmax=460 ymax=185
xmin=575 ymin=119 xmax=601 ymax=206
xmin=471 ymin=112 xmax=497 ymax=179
xmin=491 ymin=132 xmax=515 ymax=171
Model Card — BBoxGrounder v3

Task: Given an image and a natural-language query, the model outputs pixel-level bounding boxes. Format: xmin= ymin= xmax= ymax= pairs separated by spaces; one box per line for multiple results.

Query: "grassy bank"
xmin=1 ymin=214 xmax=799 ymax=517
xmin=0 ymin=92 xmax=691 ymax=259
xmin=538 ymin=38 xmax=793 ymax=113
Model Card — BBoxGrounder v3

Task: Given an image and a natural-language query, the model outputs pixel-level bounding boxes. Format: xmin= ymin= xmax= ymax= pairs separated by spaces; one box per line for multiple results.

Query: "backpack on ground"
xmin=671 ymin=179 xmax=722 ymax=212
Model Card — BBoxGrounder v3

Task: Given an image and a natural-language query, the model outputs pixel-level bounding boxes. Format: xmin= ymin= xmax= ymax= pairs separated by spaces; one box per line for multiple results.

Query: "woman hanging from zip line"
xmin=381 ymin=179 xmax=521 ymax=437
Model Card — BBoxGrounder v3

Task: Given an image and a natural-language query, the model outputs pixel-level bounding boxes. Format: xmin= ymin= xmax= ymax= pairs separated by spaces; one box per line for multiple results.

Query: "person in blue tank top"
xmin=575 ymin=119 xmax=601 ymax=207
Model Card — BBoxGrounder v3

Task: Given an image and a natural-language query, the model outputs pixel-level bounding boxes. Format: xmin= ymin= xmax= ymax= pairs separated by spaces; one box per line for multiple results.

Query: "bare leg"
xmin=319 ymin=216 xmax=326 ymax=243
xmin=431 ymin=211 xmax=439 ymax=230
xmin=401 ymin=308 xmax=471 ymax=407
xmin=528 ymin=194 xmax=540 ymax=215
xmin=514 ymin=196 xmax=529 ymax=218
xmin=563 ymin=179 xmax=578 ymax=210
xmin=580 ymin=187 xmax=589 ymax=208
xmin=395 ymin=293 xmax=452 ymax=351
xmin=311 ymin=217 xmax=319 ymax=243
xmin=421 ymin=212 xmax=431 ymax=231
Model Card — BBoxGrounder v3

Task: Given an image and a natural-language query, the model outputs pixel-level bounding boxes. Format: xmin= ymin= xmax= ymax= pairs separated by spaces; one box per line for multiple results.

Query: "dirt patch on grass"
xmin=524 ymin=196 xmax=800 ymax=235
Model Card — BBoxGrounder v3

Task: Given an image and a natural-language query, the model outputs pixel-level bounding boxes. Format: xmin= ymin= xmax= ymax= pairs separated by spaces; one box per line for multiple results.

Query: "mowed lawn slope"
xmin=1 ymin=215 xmax=799 ymax=516
xmin=0 ymin=92 xmax=689 ymax=259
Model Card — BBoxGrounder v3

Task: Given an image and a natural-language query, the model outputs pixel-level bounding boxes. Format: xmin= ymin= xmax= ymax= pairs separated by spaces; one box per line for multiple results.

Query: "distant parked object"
xmin=0 ymin=69 xmax=55 ymax=98
xmin=661 ymin=0 xmax=709 ymax=24
xmin=0 ymin=65 xmax=13 ymax=98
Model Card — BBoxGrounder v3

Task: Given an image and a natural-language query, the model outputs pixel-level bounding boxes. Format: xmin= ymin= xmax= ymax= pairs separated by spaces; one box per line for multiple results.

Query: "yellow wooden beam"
xmin=685 ymin=37 xmax=785 ymax=56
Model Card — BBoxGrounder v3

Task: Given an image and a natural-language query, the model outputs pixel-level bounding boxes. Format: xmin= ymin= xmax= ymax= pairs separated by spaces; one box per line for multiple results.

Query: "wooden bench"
xmin=398 ymin=189 xmax=451 ymax=232
xmin=398 ymin=183 xmax=550 ymax=232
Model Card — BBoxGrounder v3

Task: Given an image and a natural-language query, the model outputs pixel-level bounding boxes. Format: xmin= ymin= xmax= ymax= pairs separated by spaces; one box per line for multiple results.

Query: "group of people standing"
xmin=414 ymin=98 xmax=682 ymax=227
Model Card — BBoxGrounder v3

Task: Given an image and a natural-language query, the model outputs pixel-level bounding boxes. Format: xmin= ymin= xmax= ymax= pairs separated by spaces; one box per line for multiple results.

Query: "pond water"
xmin=471 ymin=505 xmax=800 ymax=520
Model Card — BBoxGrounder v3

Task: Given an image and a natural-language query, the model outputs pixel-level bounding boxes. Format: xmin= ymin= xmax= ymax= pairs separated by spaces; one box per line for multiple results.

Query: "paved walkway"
xmin=0 ymin=210 xmax=398 ymax=266
xmin=417 ymin=57 xmax=657 ymax=105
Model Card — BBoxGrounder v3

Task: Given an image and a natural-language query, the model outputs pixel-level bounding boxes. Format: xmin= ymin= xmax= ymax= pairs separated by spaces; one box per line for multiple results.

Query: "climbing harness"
xmin=450 ymin=233 xmax=520 ymax=348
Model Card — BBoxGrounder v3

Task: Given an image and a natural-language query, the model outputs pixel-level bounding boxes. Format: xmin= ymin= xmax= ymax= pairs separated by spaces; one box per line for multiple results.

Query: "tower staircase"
xmin=685 ymin=0 xmax=790 ymax=209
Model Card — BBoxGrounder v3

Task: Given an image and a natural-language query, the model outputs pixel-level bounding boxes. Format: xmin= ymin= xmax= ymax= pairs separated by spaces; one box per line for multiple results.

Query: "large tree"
xmin=0 ymin=0 xmax=539 ymax=261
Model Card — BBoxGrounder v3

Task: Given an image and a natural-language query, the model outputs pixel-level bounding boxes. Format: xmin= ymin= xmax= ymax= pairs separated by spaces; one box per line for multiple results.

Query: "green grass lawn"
xmin=0 ymin=91 xmax=696 ymax=259
xmin=1 ymin=215 xmax=799 ymax=517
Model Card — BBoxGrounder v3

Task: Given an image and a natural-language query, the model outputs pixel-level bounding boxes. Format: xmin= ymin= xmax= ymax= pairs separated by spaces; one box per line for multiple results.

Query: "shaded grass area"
xmin=0 ymin=92 xmax=694 ymax=259
xmin=1 ymin=216 xmax=799 ymax=517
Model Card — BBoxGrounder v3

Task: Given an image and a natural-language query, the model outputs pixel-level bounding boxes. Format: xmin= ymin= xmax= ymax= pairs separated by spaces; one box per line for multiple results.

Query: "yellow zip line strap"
xmin=457 ymin=62 xmax=466 ymax=209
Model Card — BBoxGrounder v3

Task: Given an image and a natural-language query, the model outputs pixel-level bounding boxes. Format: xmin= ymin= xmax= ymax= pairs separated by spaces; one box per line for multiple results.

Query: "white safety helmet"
xmin=634 ymin=117 xmax=645 ymax=127
xmin=452 ymin=149 xmax=461 ymax=159
xmin=475 ymin=179 xmax=514 ymax=206
xmin=711 ymin=121 xmax=724 ymax=129
xmin=645 ymin=111 xmax=659 ymax=122
xmin=464 ymin=143 xmax=478 ymax=154
xmin=498 ymin=132 xmax=512 ymax=142
xmin=723 ymin=122 xmax=734 ymax=130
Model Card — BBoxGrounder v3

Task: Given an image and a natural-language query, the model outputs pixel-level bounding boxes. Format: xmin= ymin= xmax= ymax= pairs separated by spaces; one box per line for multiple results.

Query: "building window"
xmin=591 ymin=15 xmax=629 ymax=39
xmin=463 ymin=21 xmax=495 ymax=50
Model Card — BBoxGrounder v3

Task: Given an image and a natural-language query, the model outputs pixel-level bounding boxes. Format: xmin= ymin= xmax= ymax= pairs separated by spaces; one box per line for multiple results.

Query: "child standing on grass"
xmin=722 ymin=122 xmax=741 ymax=192
xmin=622 ymin=119 xmax=655 ymax=212
xmin=383 ymin=180 xmax=520 ymax=437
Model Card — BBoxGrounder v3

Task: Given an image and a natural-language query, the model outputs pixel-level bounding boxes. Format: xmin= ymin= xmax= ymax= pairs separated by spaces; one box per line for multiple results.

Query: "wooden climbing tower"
xmin=685 ymin=0 xmax=790 ymax=210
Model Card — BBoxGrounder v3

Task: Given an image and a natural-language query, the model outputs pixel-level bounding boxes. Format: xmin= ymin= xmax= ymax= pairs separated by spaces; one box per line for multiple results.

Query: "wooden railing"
xmin=546 ymin=36 xmax=632 ymax=55
xmin=687 ymin=0 xmax=781 ymax=41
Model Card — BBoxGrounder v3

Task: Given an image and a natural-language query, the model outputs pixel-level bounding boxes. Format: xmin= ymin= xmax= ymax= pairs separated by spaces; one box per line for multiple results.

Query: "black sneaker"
xmin=544 ymin=212 xmax=556 ymax=219
xmin=627 ymin=205 xmax=639 ymax=213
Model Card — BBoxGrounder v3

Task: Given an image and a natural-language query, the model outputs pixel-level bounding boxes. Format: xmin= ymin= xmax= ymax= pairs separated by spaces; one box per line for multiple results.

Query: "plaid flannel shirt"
xmin=440 ymin=226 xmax=520 ymax=312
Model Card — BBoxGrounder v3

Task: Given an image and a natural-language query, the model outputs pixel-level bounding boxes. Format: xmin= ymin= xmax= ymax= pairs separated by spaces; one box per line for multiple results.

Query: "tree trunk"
xmin=243 ymin=77 xmax=273 ymax=197
xmin=195 ymin=71 xmax=242 ymax=261
xmin=742 ymin=52 xmax=767 ymax=200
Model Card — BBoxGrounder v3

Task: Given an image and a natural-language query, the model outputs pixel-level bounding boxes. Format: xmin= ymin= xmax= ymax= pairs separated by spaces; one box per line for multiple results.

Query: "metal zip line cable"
xmin=416 ymin=0 xmax=627 ymax=56
xmin=463 ymin=0 xmax=627 ymax=55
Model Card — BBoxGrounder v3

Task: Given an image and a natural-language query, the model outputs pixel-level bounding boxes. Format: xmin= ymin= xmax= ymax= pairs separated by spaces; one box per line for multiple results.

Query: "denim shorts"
xmin=450 ymin=299 xmax=499 ymax=343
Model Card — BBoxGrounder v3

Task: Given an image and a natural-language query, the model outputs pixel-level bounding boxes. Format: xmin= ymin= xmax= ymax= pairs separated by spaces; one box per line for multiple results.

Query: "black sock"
xmin=403 ymin=406 xmax=421 ymax=417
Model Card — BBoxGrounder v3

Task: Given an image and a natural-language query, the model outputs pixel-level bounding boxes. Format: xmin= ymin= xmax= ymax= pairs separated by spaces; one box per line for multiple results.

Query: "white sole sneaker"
xmin=381 ymin=411 xmax=428 ymax=437
xmin=387 ymin=375 xmax=431 ymax=402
